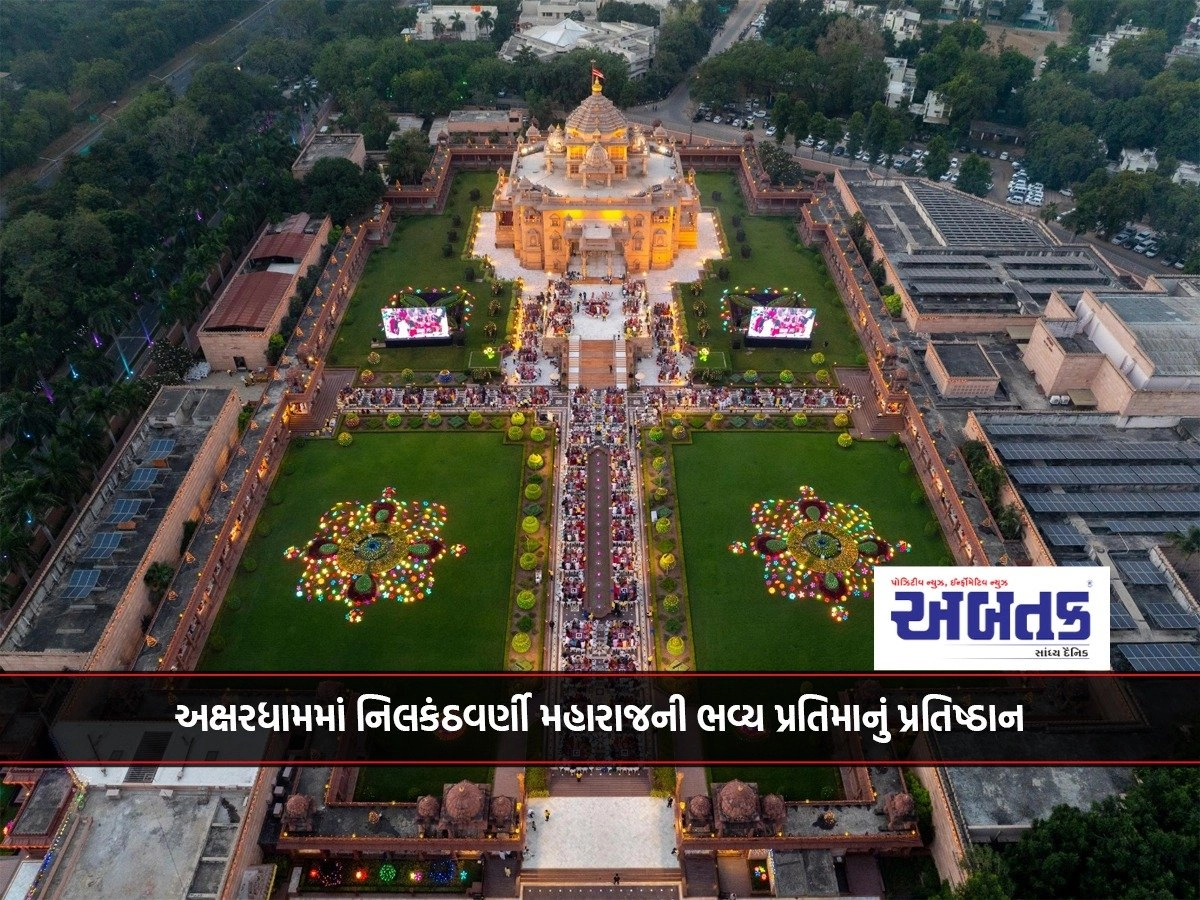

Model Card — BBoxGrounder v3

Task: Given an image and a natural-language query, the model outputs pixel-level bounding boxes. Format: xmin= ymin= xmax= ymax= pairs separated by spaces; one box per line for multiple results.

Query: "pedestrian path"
xmin=522 ymin=798 xmax=677 ymax=870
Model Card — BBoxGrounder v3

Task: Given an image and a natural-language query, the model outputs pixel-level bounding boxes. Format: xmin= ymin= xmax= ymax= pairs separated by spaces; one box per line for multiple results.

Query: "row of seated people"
xmin=645 ymin=385 xmax=859 ymax=410
xmin=340 ymin=384 xmax=554 ymax=410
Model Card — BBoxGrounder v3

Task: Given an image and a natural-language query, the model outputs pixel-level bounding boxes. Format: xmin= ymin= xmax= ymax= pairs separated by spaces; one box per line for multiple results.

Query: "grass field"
xmin=328 ymin=172 xmax=503 ymax=373
xmin=201 ymin=431 xmax=523 ymax=671
xmin=673 ymin=431 xmax=949 ymax=672
xmin=709 ymin=766 xmax=841 ymax=802
xmin=688 ymin=173 xmax=861 ymax=374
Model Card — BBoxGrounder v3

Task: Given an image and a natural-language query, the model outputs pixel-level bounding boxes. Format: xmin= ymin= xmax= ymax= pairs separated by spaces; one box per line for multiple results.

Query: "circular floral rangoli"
xmin=284 ymin=488 xmax=465 ymax=622
xmin=729 ymin=485 xmax=908 ymax=621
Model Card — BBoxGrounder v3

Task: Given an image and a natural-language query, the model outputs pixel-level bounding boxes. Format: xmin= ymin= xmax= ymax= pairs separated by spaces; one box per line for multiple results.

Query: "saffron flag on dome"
xmin=592 ymin=66 xmax=604 ymax=81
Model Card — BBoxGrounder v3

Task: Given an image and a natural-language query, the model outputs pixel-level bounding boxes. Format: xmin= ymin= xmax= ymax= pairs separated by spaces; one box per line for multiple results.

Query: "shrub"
xmin=359 ymin=368 xmax=375 ymax=385
xmin=837 ymin=431 xmax=854 ymax=448
xmin=529 ymin=425 xmax=546 ymax=442
xmin=426 ymin=412 xmax=442 ymax=427
xmin=648 ymin=425 xmax=665 ymax=442
xmin=464 ymin=266 xmax=475 ymax=281
xmin=911 ymin=488 xmax=926 ymax=506
xmin=520 ymin=516 xmax=539 ymax=535
xmin=527 ymin=453 xmax=544 ymax=469
xmin=510 ymin=412 xmax=526 ymax=426
xmin=516 ymin=615 xmax=533 ymax=633
xmin=810 ymin=352 xmax=825 ymax=366
xmin=883 ymin=293 xmax=903 ymax=317
xmin=511 ymin=632 xmax=531 ymax=653
xmin=663 ymin=594 xmax=680 ymax=612
xmin=659 ymin=577 xmax=677 ymax=592
xmin=735 ymin=228 xmax=746 ymax=243
xmin=241 ymin=557 xmax=258 ymax=573
xmin=400 ymin=368 xmax=415 ymax=384
xmin=792 ymin=413 xmax=808 ymax=427
xmin=666 ymin=636 xmax=685 ymax=656
xmin=710 ymin=412 xmax=724 ymax=425
xmin=442 ymin=243 xmax=453 ymax=257
xmin=742 ymin=369 xmax=758 ymax=383
xmin=651 ymin=456 xmax=666 ymax=471
xmin=516 ymin=590 xmax=536 ymax=610
xmin=924 ymin=521 xmax=942 ymax=537
xmin=208 ymin=631 xmax=228 ymax=654
xmin=469 ymin=187 xmax=481 ymax=201
xmin=653 ymin=486 xmax=668 ymax=500
xmin=779 ymin=369 xmax=794 ymax=384
xmin=711 ymin=190 xmax=722 ymax=202
xmin=523 ymin=503 xmax=543 ymax=517
xmin=833 ymin=411 xmax=850 ymax=428
xmin=386 ymin=412 xmax=402 ymax=428
xmin=468 ymin=411 xmax=483 ymax=426
xmin=519 ymin=552 xmax=538 ymax=571
xmin=887 ymin=433 xmax=902 ymax=448
xmin=655 ymin=517 xmax=672 ymax=534
xmin=367 ymin=351 xmax=381 ymax=365
xmin=344 ymin=411 xmax=361 ymax=429
xmin=671 ymin=425 xmax=687 ymax=440
xmin=659 ymin=552 xmax=676 ymax=570
xmin=856 ymin=352 xmax=868 ymax=365
xmin=732 ymin=214 xmax=741 ymax=228
xmin=717 ymin=265 xmax=730 ymax=280
xmin=524 ymin=483 xmax=543 ymax=501
xmin=740 ymin=244 xmax=752 ymax=258
xmin=337 ymin=431 xmax=353 ymax=446
xmin=256 ymin=521 xmax=272 ymax=538
xmin=407 ymin=416 xmax=423 ymax=428
xmin=815 ymin=368 xmax=830 ymax=383
xmin=899 ymin=459 xmax=913 ymax=474
xmin=656 ymin=538 xmax=675 ymax=553
xmin=507 ymin=425 xmax=523 ymax=441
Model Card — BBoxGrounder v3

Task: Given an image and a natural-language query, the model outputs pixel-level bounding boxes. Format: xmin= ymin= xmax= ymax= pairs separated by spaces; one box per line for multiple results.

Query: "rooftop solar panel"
xmin=1154 ymin=494 xmax=1200 ymax=513
xmin=1117 ymin=642 xmax=1200 ymax=672
xmin=1138 ymin=601 xmax=1200 ymax=631
xmin=1104 ymin=518 xmax=1200 ymax=534
xmin=60 ymin=568 xmax=101 ymax=600
xmin=123 ymin=468 xmax=160 ymax=492
xmin=1110 ymin=602 xmax=1137 ymax=630
xmin=81 ymin=532 xmax=123 ymax=561
xmin=1115 ymin=558 xmax=1168 ymax=585
xmin=143 ymin=438 xmax=176 ymax=461
xmin=1040 ymin=522 xmax=1089 ymax=547
xmin=105 ymin=498 xmax=145 ymax=524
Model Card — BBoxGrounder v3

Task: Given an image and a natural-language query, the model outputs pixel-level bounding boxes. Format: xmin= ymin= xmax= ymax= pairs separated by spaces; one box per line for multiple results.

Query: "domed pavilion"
xmin=491 ymin=69 xmax=700 ymax=276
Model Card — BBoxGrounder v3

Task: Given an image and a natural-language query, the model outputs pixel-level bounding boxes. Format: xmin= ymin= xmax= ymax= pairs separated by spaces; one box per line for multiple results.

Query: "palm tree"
xmin=56 ymin=416 xmax=109 ymax=470
xmin=432 ymin=16 xmax=446 ymax=39
xmin=449 ymin=12 xmax=466 ymax=38
xmin=31 ymin=439 xmax=89 ymax=508
xmin=0 ymin=519 xmax=36 ymax=585
xmin=0 ymin=391 xmax=58 ymax=445
xmin=1167 ymin=526 xmax=1200 ymax=567
xmin=0 ymin=475 xmax=57 ymax=543
xmin=476 ymin=9 xmax=494 ymax=36
xmin=144 ymin=561 xmax=177 ymax=600
xmin=79 ymin=387 xmax=120 ymax=446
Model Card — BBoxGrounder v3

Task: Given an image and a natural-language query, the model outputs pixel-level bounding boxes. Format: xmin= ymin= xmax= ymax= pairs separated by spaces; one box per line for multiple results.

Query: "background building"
xmin=500 ymin=19 xmax=657 ymax=76
xmin=290 ymin=133 xmax=366 ymax=179
xmin=412 ymin=5 xmax=498 ymax=41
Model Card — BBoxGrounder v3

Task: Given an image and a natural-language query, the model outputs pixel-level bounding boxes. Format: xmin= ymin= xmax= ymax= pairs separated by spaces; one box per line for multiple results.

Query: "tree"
xmin=386 ymin=130 xmax=434 ymax=184
xmin=0 ymin=520 xmax=36 ymax=586
xmin=1167 ymin=525 xmax=1200 ymax=566
xmin=1006 ymin=767 xmax=1200 ymax=899
xmin=302 ymin=157 xmax=386 ymax=224
xmin=1025 ymin=122 xmax=1105 ymax=189
xmin=144 ymin=561 xmax=177 ymax=599
xmin=808 ymin=112 xmax=828 ymax=158
xmin=1107 ymin=29 xmax=1169 ymax=79
xmin=31 ymin=438 xmax=89 ymax=507
xmin=824 ymin=117 xmax=843 ymax=159
xmin=476 ymin=8 xmax=496 ymax=36
xmin=924 ymin=135 xmax=951 ymax=180
xmin=432 ymin=17 xmax=446 ymax=39
xmin=956 ymin=154 xmax=992 ymax=196
xmin=449 ymin=12 xmax=466 ymax=38
xmin=845 ymin=111 xmax=865 ymax=158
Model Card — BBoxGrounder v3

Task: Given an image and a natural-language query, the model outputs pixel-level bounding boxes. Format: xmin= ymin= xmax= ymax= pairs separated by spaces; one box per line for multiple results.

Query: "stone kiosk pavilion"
xmin=491 ymin=76 xmax=701 ymax=277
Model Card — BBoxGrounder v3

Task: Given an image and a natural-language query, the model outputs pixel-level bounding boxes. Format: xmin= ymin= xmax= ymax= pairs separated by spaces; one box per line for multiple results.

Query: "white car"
xmin=999 ymin=151 xmax=1009 ymax=160
xmin=765 ymin=125 xmax=777 ymax=135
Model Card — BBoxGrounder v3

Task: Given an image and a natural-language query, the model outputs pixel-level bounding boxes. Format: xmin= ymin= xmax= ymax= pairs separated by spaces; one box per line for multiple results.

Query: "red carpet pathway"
xmin=586 ymin=448 xmax=615 ymax=618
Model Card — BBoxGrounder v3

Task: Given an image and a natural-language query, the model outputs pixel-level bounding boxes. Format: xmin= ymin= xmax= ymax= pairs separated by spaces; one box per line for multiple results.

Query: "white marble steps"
xmin=548 ymin=771 xmax=652 ymax=797
xmin=520 ymin=868 xmax=681 ymax=884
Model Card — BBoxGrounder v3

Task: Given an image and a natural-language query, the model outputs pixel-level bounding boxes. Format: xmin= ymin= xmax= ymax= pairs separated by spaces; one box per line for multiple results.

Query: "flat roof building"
xmin=431 ymin=108 xmax=528 ymax=143
xmin=500 ymin=19 xmax=658 ymax=77
xmin=198 ymin=212 xmax=331 ymax=371
xmin=412 ymin=5 xmax=498 ymax=40
xmin=0 ymin=387 xmax=241 ymax=671
xmin=925 ymin=341 xmax=1002 ymax=398
xmin=291 ymin=133 xmax=367 ymax=179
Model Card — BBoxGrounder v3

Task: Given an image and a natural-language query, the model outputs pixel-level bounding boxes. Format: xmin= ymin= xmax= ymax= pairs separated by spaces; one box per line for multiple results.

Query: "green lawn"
xmin=355 ymin=766 xmax=493 ymax=803
xmin=689 ymin=173 xmax=861 ymax=375
xmin=328 ymin=172 xmax=504 ymax=373
xmin=201 ymin=431 xmax=524 ymax=671
xmin=709 ymin=766 xmax=841 ymax=802
xmin=672 ymin=431 xmax=949 ymax=671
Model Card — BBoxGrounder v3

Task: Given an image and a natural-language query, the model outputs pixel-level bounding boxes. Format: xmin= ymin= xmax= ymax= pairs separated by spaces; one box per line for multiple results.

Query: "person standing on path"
xmin=666 ymin=796 xmax=673 ymax=807
xmin=544 ymin=808 xmax=550 ymax=822
xmin=613 ymin=873 xmax=621 ymax=885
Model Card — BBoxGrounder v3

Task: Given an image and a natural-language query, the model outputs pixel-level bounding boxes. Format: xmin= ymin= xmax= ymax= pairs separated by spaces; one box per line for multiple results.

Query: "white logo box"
xmin=873 ymin=566 xmax=1110 ymax=671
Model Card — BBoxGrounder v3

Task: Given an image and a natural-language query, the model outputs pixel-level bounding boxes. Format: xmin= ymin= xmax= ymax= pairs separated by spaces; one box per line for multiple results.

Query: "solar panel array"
xmin=81 ymin=532 xmax=123 ymax=561
xmin=1105 ymin=519 xmax=1200 ymax=534
xmin=1040 ymin=522 xmax=1088 ymax=547
xmin=1008 ymin=465 xmax=1200 ymax=487
xmin=105 ymin=498 xmax=145 ymax=524
xmin=1024 ymin=492 xmax=1200 ymax=515
xmin=908 ymin=183 xmax=1048 ymax=246
xmin=1117 ymin=642 xmax=1200 ymax=672
xmin=143 ymin=438 xmax=176 ymax=461
xmin=994 ymin=441 xmax=1200 ymax=462
xmin=124 ymin=468 xmax=160 ymax=492
xmin=60 ymin=568 xmax=101 ymax=600
xmin=1115 ymin=558 xmax=1168 ymax=585
xmin=1139 ymin=601 xmax=1200 ymax=631
xmin=1110 ymin=601 xmax=1137 ymax=631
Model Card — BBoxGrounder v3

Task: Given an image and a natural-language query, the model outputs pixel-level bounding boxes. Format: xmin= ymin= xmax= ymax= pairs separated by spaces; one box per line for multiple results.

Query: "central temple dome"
xmin=565 ymin=81 xmax=628 ymax=139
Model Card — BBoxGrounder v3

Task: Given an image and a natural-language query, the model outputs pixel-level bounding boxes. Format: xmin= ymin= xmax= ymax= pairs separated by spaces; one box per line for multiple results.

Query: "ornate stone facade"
xmin=491 ymin=77 xmax=700 ymax=275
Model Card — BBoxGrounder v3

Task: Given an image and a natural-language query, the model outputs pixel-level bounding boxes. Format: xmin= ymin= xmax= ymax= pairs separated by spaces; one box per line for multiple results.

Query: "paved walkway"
xmin=522 ymin=798 xmax=677 ymax=870
xmin=586 ymin=448 xmax=615 ymax=617
xmin=523 ymin=888 xmax=679 ymax=899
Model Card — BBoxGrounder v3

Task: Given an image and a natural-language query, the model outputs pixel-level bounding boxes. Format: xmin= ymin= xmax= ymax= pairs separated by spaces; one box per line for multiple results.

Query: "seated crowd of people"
xmin=650 ymin=302 xmax=684 ymax=382
xmin=644 ymin=385 xmax=860 ymax=411
xmin=339 ymin=384 xmax=553 ymax=411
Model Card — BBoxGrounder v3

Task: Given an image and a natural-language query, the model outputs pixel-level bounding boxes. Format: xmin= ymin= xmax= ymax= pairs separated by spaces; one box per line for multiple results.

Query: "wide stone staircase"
xmin=548 ymin=769 xmax=651 ymax=796
xmin=568 ymin=337 xmax=618 ymax=389
xmin=285 ymin=367 xmax=356 ymax=433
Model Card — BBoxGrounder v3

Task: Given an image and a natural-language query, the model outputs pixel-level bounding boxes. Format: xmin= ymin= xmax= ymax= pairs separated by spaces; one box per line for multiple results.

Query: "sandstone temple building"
xmin=490 ymin=76 xmax=700 ymax=276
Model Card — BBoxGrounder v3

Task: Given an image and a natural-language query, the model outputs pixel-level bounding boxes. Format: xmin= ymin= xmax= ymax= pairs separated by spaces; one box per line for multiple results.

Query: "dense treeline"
xmin=0 ymin=0 xmax=252 ymax=174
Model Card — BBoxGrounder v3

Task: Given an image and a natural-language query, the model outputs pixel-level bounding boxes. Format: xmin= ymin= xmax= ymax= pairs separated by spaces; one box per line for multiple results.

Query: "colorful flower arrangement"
xmin=729 ymin=485 xmax=908 ymax=620
xmin=284 ymin=488 xmax=466 ymax=623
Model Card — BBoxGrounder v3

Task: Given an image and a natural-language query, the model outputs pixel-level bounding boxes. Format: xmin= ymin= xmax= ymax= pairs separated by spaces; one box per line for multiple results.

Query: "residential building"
xmin=885 ymin=57 xmax=916 ymax=110
xmin=0 ymin=387 xmax=241 ymax=671
xmin=388 ymin=114 xmax=426 ymax=146
xmin=1172 ymin=161 xmax=1200 ymax=186
xmin=290 ymin=133 xmax=366 ymax=179
xmin=430 ymin=107 xmax=528 ymax=144
xmin=1020 ymin=0 xmax=1053 ymax=27
xmin=883 ymin=8 xmax=921 ymax=43
xmin=412 ymin=5 xmax=498 ymax=40
xmin=1119 ymin=147 xmax=1158 ymax=173
xmin=519 ymin=0 xmax=608 ymax=25
xmin=501 ymin=18 xmax=657 ymax=75
xmin=198 ymin=213 xmax=332 ymax=371
xmin=910 ymin=90 xmax=951 ymax=125
xmin=823 ymin=0 xmax=853 ymax=13
xmin=1088 ymin=23 xmax=1148 ymax=73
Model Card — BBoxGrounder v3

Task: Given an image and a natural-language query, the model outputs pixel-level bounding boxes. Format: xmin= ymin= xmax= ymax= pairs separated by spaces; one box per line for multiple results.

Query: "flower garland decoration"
xmin=729 ymin=485 xmax=908 ymax=620
xmin=285 ymin=488 xmax=466 ymax=622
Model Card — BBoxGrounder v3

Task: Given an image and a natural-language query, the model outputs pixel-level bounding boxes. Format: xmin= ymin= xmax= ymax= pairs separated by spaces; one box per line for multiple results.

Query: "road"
xmin=3 ymin=0 xmax=283 ymax=203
